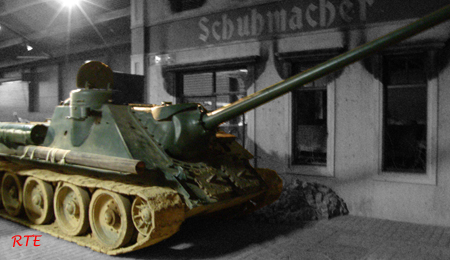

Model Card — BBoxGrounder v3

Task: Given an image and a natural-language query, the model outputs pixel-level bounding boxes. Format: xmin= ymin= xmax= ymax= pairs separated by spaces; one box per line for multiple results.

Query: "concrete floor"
xmin=1 ymin=215 xmax=450 ymax=260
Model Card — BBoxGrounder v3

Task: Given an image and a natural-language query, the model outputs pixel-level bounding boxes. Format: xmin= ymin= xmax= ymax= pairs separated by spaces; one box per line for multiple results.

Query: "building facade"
xmin=132 ymin=0 xmax=450 ymax=226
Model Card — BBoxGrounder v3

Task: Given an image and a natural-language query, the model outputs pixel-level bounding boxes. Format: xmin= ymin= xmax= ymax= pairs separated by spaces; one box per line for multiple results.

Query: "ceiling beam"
xmin=0 ymin=37 xmax=24 ymax=49
xmin=0 ymin=0 xmax=52 ymax=17
xmin=27 ymin=6 xmax=131 ymax=39
xmin=0 ymin=36 xmax=130 ymax=70
xmin=96 ymin=7 xmax=130 ymax=24
xmin=0 ymin=6 xmax=130 ymax=50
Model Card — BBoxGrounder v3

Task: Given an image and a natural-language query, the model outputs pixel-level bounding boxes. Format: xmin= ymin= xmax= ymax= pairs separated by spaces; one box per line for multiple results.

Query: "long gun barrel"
xmin=128 ymin=4 xmax=450 ymax=160
xmin=202 ymin=4 xmax=450 ymax=130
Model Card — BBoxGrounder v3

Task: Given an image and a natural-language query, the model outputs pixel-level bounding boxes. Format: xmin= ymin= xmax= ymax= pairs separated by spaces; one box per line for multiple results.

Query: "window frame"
xmin=278 ymin=49 xmax=340 ymax=177
xmin=179 ymin=69 xmax=249 ymax=146
xmin=291 ymin=68 xmax=328 ymax=167
xmin=163 ymin=57 xmax=257 ymax=149
xmin=374 ymin=50 xmax=438 ymax=185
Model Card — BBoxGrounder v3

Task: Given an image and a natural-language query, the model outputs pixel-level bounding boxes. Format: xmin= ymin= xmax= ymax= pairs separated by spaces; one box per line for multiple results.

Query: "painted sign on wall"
xmin=148 ymin=0 xmax=447 ymax=53
xmin=198 ymin=0 xmax=374 ymax=43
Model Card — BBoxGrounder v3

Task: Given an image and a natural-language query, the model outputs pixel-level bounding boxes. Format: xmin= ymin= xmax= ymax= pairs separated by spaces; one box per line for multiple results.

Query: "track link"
xmin=0 ymin=161 xmax=186 ymax=255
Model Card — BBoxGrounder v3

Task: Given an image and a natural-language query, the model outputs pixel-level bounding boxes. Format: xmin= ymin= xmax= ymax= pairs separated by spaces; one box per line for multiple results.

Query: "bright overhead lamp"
xmin=60 ymin=0 xmax=80 ymax=8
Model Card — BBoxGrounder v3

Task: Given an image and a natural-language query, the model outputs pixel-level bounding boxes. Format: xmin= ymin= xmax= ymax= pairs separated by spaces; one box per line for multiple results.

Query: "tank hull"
xmin=0 ymin=157 xmax=279 ymax=255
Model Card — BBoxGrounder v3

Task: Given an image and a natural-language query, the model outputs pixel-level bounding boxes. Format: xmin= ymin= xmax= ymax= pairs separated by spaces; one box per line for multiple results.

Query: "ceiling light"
xmin=60 ymin=0 xmax=80 ymax=8
xmin=26 ymin=44 xmax=33 ymax=51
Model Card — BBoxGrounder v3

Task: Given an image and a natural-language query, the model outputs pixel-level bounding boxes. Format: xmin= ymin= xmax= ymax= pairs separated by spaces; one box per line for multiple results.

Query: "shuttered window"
xmin=183 ymin=72 xmax=213 ymax=96
xmin=180 ymin=69 xmax=248 ymax=145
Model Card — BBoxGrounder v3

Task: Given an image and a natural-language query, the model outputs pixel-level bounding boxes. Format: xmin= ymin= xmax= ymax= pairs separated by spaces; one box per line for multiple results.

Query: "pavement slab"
xmin=1 ymin=215 xmax=450 ymax=260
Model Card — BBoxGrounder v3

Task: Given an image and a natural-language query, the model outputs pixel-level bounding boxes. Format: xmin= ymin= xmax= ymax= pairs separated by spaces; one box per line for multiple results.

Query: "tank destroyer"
xmin=0 ymin=4 xmax=449 ymax=255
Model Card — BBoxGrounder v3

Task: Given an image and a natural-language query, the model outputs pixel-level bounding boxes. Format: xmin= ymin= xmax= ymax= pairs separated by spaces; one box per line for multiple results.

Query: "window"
xmin=179 ymin=68 xmax=249 ymax=146
xmin=292 ymin=61 xmax=329 ymax=166
xmin=0 ymin=81 xmax=29 ymax=113
xmin=290 ymin=59 xmax=336 ymax=176
xmin=382 ymin=54 xmax=427 ymax=173
xmin=376 ymin=49 xmax=438 ymax=185
xmin=278 ymin=49 xmax=338 ymax=176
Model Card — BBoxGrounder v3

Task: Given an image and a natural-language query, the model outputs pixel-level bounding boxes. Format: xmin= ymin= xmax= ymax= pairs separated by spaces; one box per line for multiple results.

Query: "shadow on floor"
xmin=127 ymin=216 xmax=310 ymax=259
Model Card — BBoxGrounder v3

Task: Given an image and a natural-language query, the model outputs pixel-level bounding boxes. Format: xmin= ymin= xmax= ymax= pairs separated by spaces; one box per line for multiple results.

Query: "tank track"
xmin=0 ymin=161 xmax=185 ymax=255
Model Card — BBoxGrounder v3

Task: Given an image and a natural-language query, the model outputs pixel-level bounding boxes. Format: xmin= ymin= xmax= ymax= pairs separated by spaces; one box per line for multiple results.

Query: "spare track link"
xmin=0 ymin=161 xmax=186 ymax=255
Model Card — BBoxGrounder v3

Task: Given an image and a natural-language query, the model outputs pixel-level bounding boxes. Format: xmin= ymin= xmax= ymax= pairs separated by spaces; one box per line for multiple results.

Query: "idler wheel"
xmin=131 ymin=196 xmax=155 ymax=237
xmin=54 ymin=183 xmax=90 ymax=236
xmin=23 ymin=177 xmax=54 ymax=224
xmin=1 ymin=172 xmax=24 ymax=216
xmin=89 ymin=190 xmax=134 ymax=249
